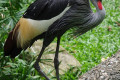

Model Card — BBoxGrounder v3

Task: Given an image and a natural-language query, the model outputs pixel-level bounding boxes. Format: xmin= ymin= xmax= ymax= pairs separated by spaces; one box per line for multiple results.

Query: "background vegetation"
xmin=0 ymin=0 xmax=120 ymax=80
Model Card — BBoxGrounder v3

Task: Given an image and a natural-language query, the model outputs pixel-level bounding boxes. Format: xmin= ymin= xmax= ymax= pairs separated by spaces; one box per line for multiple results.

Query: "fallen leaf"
xmin=115 ymin=22 xmax=120 ymax=26
xmin=108 ymin=26 xmax=112 ymax=31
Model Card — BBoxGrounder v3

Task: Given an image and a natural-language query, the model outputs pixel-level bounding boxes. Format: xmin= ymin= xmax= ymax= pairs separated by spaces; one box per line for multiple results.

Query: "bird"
xmin=4 ymin=0 xmax=105 ymax=80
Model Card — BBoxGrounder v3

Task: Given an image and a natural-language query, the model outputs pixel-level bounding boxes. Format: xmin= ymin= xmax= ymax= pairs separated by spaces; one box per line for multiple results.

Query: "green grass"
xmin=61 ymin=0 xmax=120 ymax=74
xmin=0 ymin=0 xmax=120 ymax=80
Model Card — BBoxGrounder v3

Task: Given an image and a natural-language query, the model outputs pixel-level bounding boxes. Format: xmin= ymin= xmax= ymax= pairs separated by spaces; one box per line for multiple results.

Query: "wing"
xmin=23 ymin=0 xmax=69 ymax=20
xmin=46 ymin=0 xmax=93 ymax=36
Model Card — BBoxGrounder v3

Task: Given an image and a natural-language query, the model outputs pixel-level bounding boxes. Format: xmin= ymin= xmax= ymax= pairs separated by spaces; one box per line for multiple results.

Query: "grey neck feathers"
xmin=89 ymin=1 xmax=106 ymax=28
xmin=94 ymin=5 xmax=106 ymax=25
xmin=83 ymin=1 xmax=106 ymax=31
xmin=75 ymin=0 xmax=106 ymax=35
xmin=89 ymin=7 xmax=105 ymax=26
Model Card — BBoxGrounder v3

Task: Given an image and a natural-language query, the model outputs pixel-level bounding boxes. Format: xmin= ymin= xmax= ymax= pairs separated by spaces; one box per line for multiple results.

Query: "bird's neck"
xmin=95 ymin=5 xmax=106 ymax=23
xmin=88 ymin=5 xmax=106 ymax=29
xmin=72 ymin=0 xmax=106 ymax=35
xmin=80 ymin=5 xmax=106 ymax=34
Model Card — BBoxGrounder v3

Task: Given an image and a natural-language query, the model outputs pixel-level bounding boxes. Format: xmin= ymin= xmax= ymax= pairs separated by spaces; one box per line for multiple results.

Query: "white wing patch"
xmin=17 ymin=5 xmax=70 ymax=48
xmin=28 ymin=6 xmax=70 ymax=33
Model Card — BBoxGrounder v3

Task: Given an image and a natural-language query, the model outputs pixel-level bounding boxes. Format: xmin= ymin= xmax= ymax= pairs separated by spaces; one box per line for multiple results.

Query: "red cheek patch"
xmin=97 ymin=1 xmax=102 ymax=10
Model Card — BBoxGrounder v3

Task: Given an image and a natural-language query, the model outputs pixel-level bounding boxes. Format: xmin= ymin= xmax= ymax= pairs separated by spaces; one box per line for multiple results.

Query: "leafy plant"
xmin=0 ymin=0 xmax=120 ymax=80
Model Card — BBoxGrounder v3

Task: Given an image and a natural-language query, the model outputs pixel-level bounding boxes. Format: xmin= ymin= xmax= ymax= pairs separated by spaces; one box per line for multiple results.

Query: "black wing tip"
xmin=4 ymin=53 xmax=9 ymax=58
xmin=4 ymin=53 xmax=14 ymax=58
xmin=4 ymin=48 xmax=22 ymax=58
xmin=4 ymin=32 xmax=23 ymax=58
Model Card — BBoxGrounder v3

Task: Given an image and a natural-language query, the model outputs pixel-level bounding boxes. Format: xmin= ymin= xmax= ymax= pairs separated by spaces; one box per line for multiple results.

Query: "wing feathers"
xmin=4 ymin=30 xmax=22 ymax=58
xmin=4 ymin=0 xmax=69 ymax=58
xmin=23 ymin=0 xmax=69 ymax=20
xmin=23 ymin=0 xmax=48 ymax=20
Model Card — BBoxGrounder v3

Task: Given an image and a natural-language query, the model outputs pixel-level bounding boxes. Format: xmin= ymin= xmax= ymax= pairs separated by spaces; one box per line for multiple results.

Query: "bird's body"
xmin=19 ymin=5 xmax=70 ymax=48
xmin=4 ymin=0 xmax=105 ymax=80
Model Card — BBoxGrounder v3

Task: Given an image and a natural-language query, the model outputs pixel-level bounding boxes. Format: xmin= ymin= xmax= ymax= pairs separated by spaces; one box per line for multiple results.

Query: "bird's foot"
xmin=34 ymin=63 xmax=50 ymax=80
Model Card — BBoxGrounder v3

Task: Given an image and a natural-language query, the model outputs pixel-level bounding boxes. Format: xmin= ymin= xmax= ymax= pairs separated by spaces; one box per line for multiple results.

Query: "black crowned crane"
xmin=4 ymin=0 xmax=105 ymax=80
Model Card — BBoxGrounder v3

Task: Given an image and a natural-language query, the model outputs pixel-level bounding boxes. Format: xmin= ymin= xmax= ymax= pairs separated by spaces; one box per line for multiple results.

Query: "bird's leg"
xmin=54 ymin=36 xmax=61 ymax=80
xmin=34 ymin=46 xmax=50 ymax=80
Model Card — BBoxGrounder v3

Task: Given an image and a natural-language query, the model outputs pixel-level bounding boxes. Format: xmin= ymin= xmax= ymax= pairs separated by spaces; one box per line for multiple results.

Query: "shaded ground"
xmin=79 ymin=50 xmax=120 ymax=80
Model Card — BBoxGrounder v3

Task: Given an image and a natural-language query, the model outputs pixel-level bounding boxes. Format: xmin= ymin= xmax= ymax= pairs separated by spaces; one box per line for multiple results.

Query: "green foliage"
xmin=0 ymin=0 xmax=45 ymax=80
xmin=0 ymin=0 xmax=120 ymax=80
xmin=61 ymin=0 xmax=120 ymax=74
xmin=0 ymin=0 xmax=33 ymax=29
xmin=60 ymin=66 xmax=81 ymax=80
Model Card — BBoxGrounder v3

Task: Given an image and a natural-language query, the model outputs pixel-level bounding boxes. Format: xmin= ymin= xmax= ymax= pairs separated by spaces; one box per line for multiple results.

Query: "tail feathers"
xmin=4 ymin=31 xmax=22 ymax=58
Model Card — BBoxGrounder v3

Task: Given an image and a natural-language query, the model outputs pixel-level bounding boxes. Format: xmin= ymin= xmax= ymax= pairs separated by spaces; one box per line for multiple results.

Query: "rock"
xmin=26 ymin=40 xmax=81 ymax=77
xmin=79 ymin=50 xmax=120 ymax=80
